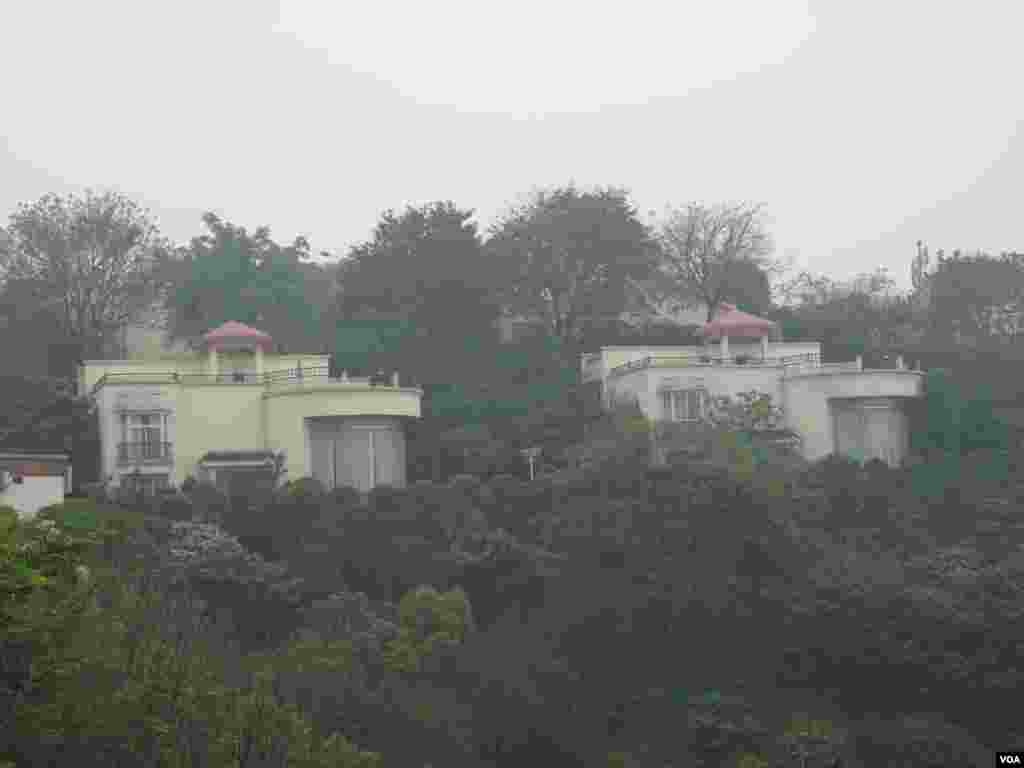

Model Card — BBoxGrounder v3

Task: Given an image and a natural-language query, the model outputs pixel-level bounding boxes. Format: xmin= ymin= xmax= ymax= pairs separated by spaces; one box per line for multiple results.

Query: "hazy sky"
xmin=2 ymin=0 xmax=1021 ymax=291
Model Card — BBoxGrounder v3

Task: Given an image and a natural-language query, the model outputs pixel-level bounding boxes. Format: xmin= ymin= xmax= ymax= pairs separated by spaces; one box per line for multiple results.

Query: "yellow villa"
xmin=77 ymin=321 xmax=422 ymax=495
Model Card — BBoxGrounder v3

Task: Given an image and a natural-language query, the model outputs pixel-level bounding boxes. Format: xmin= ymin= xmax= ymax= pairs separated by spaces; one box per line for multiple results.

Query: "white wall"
xmin=782 ymin=370 xmax=924 ymax=461
xmin=610 ymin=366 xmax=785 ymax=420
xmin=0 ymin=475 xmax=66 ymax=520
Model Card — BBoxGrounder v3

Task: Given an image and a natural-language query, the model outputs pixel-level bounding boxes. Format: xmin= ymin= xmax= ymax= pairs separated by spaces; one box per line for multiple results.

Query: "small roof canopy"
xmin=199 ymin=450 xmax=276 ymax=465
xmin=698 ymin=303 xmax=777 ymax=339
xmin=202 ymin=321 xmax=274 ymax=352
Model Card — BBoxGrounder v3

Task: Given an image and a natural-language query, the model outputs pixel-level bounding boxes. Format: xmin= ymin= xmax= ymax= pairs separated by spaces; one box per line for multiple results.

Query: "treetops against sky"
xmin=3 ymin=2 xmax=1021 ymax=296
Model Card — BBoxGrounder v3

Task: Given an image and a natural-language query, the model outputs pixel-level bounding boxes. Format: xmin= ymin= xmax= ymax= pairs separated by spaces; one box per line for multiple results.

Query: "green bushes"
xmin=6 ymin=572 xmax=381 ymax=766
xmin=189 ymin=482 xmax=228 ymax=525
xmin=156 ymin=493 xmax=193 ymax=522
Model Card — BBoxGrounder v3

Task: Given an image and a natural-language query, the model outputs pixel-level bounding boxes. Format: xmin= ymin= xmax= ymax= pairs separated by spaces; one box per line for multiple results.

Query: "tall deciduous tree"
xmin=1 ymin=189 xmax=169 ymax=362
xmin=653 ymin=202 xmax=775 ymax=321
xmin=487 ymin=185 xmax=657 ymax=354
xmin=167 ymin=213 xmax=322 ymax=351
xmin=334 ymin=201 xmax=499 ymax=385
xmin=924 ymin=249 xmax=1024 ymax=347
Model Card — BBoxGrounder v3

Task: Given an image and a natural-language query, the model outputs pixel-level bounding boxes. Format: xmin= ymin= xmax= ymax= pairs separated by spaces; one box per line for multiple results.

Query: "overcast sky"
xmin=2 ymin=0 xmax=1021 ymax=291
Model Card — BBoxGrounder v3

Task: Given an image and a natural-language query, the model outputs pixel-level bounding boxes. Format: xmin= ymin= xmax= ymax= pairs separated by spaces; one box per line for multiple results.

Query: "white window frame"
xmin=120 ymin=412 xmax=166 ymax=444
xmin=661 ymin=388 xmax=707 ymax=422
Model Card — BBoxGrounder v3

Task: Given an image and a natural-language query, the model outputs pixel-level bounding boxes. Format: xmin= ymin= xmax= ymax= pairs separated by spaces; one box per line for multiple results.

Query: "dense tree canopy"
xmin=924 ymin=249 xmax=1024 ymax=347
xmin=333 ymin=201 xmax=499 ymax=385
xmin=167 ymin=213 xmax=322 ymax=352
xmin=487 ymin=185 xmax=656 ymax=354
xmin=1 ymin=190 xmax=169 ymax=363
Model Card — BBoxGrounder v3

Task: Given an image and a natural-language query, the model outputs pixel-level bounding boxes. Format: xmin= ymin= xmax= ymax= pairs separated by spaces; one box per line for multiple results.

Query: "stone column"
xmin=720 ymin=335 xmax=729 ymax=359
xmin=761 ymin=335 xmax=769 ymax=360
xmin=391 ymin=371 xmax=400 ymax=387
xmin=855 ymin=354 xmax=863 ymax=371
xmin=207 ymin=347 xmax=219 ymax=377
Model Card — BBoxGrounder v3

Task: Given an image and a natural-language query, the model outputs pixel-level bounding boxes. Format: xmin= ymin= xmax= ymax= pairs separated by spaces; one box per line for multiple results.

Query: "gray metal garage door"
xmin=832 ymin=399 xmax=909 ymax=467
xmin=307 ymin=418 xmax=406 ymax=492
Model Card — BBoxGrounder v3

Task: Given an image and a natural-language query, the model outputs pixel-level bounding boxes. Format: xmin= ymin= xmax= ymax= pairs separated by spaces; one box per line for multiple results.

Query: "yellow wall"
xmin=84 ymin=352 xmax=408 ymax=487
xmin=173 ymin=386 xmax=267 ymax=485
xmin=264 ymin=386 xmax=421 ymax=481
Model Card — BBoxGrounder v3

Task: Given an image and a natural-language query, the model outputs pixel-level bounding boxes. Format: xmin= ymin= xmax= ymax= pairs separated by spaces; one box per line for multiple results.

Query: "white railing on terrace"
xmin=607 ymin=352 xmax=823 ymax=377
xmin=599 ymin=351 xmax=923 ymax=381
xmin=90 ymin=366 xmax=410 ymax=394
xmin=780 ymin=358 xmax=862 ymax=377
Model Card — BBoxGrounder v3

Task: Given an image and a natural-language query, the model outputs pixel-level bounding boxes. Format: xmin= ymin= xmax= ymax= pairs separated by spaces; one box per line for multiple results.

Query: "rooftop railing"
xmin=608 ymin=352 xmax=823 ymax=377
xmin=90 ymin=366 xmax=409 ymax=394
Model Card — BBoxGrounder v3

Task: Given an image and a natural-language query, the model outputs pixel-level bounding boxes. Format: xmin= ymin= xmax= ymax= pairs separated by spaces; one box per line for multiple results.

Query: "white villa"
xmin=581 ymin=303 xmax=925 ymax=467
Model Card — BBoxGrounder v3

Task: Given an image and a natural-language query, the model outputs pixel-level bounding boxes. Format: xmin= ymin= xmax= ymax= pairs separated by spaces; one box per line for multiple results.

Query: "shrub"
xmin=330 ymin=484 xmax=363 ymax=511
xmin=6 ymin=562 xmax=382 ymax=767
xmin=286 ymin=476 xmax=327 ymax=499
xmin=368 ymin=484 xmax=413 ymax=522
xmin=156 ymin=493 xmax=193 ymax=522
xmin=189 ymin=481 xmax=228 ymax=526
xmin=382 ymin=585 xmax=473 ymax=675
xmin=81 ymin=481 xmax=108 ymax=503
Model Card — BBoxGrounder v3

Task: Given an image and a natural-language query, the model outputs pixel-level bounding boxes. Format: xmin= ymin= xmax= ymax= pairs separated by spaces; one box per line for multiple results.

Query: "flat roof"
xmin=0 ymin=452 xmax=70 ymax=462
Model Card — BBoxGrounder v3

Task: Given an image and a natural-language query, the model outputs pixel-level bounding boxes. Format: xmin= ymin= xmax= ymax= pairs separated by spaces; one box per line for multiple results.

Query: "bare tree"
xmin=1 ymin=189 xmax=170 ymax=360
xmin=653 ymin=202 xmax=775 ymax=321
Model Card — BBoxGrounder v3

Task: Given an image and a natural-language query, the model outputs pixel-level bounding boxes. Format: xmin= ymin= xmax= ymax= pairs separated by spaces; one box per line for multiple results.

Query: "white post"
xmin=720 ymin=335 xmax=729 ymax=359
xmin=897 ymin=355 xmax=904 ymax=370
xmin=391 ymin=371 xmax=399 ymax=387
xmin=368 ymin=430 xmax=376 ymax=489
xmin=761 ymin=335 xmax=769 ymax=360
xmin=255 ymin=345 xmax=264 ymax=376
xmin=856 ymin=354 xmax=863 ymax=370
xmin=340 ymin=370 xmax=349 ymax=382
xmin=207 ymin=347 xmax=219 ymax=377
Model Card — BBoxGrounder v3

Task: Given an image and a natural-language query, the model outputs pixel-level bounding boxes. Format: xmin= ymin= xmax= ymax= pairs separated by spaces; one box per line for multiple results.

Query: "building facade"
xmin=581 ymin=305 xmax=925 ymax=467
xmin=0 ymin=452 xmax=71 ymax=519
xmin=78 ymin=321 xmax=421 ymax=495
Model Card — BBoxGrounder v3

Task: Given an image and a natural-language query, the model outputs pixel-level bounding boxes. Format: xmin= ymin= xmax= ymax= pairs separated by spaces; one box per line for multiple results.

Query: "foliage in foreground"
xmin=1 ymin=503 xmax=382 ymax=767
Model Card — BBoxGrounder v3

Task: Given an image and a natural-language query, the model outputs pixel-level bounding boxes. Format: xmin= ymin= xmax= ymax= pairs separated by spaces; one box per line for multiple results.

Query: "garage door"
xmin=306 ymin=418 xmax=406 ymax=492
xmin=371 ymin=423 xmax=404 ymax=488
xmin=832 ymin=400 xmax=908 ymax=467
xmin=335 ymin=426 xmax=370 ymax=491
xmin=832 ymin=402 xmax=867 ymax=462
xmin=307 ymin=420 xmax=335 ymax=489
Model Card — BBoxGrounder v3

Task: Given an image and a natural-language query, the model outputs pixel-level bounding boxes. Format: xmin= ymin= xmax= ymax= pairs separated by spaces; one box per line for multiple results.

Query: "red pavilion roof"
xmin=202 ymin=321 xmax=274 ymax=351
xmin=698 ymin=303 xmax=777 ymax=339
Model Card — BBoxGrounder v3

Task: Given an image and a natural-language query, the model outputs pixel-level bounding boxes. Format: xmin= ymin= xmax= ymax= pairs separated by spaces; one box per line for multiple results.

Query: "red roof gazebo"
xmin=697 ymin=304 xmax=777 ymax=357
xmin=698 ymin=303 xmax=777 ymax=339
xmin=202 ymin=321 xmax=274 ymax=352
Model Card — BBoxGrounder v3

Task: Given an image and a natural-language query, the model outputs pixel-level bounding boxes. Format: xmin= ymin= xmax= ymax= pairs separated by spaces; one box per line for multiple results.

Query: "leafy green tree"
xmin=167 ymin=213 xmax=322 ymax=351
xmin=1 ymin=190 xmax=170 ymax=364
xmin=924 ymin=249 xmax=1024 ymax=348
xmin=487 ymin=184 xmax=656 ymax=359
xmin=334 ymin=201 xmax=498 ymax=386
